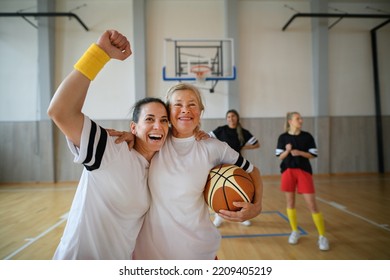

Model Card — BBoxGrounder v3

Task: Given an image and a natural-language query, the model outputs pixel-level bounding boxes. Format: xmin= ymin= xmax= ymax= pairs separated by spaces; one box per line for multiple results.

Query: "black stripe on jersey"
xmin=235 ymin=155 xmax=244 ymax=167
xmin=83 ymin=121 xmax=97 ymax=165
xmin=242 ymin=159 xmax=250 ymax=171
xmin=234 ymin=155 xmax=251 ymax=172
xmin=83 ymin=122 xmax=108 ymax=171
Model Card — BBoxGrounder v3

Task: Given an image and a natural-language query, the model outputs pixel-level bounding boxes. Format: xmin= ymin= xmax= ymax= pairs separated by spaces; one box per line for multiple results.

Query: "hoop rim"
xmin=189 ymin=65 xmax=212 ymax=77
xmin=163 ymin=66 xmax=236 ymax=82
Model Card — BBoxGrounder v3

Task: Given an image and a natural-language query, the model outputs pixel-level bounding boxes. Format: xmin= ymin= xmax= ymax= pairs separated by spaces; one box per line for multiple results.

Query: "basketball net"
xmin=190 ymin=65 xmax=211 ymax=84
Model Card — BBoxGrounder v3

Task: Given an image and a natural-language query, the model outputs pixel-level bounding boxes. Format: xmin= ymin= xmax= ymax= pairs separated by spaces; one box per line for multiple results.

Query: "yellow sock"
xmin=287 ymin=208 xmax=298 ymax=232
xmin=312 ymin=212 xmax=326 ymax=236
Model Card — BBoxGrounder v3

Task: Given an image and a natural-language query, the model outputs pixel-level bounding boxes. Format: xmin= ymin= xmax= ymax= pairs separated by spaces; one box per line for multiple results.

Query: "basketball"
xmin=204 ymin=164 xmax=255 ymax=212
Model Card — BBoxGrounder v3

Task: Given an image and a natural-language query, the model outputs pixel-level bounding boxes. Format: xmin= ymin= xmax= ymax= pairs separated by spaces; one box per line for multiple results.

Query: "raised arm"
xmin=47 ymin=30 xmax=131 ymax=147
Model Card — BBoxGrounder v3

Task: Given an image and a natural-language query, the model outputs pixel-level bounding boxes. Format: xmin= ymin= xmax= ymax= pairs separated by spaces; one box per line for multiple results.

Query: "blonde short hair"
xmin=165 ymin=83 xmax=205 ymax=112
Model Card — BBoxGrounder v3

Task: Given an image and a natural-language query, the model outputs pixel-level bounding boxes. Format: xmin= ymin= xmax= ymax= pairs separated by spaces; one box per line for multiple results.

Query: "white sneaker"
xmin=288 ymin=231 xmax=300 ymax=245
xmin=213 ymin=214 xmax=224 ymax=227
xmin=241 ymin=220 xmax=251 ymax=226
xmin=318 ymin=236 xmax=330 ymax=251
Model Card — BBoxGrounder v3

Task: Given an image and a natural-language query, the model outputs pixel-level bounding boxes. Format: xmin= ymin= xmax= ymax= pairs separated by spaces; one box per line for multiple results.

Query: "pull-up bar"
xmin=0 ymin=12 xmax=89 ymax=31
xmin=282 ymin=12 xmax=390 ymax=31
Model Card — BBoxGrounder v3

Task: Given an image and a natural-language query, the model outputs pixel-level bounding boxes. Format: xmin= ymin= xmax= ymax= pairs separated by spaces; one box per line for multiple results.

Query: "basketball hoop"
xmin=190 ymin=65 xmax=211 ymax=84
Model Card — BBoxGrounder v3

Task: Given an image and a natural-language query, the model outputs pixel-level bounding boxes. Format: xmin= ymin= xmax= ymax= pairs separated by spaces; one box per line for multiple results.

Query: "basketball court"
xmin=1 ymin=174 xmax=389 ymax=260
xmin=1 ymin=1 xmax=390 ymax=271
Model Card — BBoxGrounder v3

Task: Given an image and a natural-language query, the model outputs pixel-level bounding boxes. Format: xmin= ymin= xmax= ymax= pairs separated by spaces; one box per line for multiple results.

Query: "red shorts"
xmin=281 ymin=168 xmax=315 ymax=194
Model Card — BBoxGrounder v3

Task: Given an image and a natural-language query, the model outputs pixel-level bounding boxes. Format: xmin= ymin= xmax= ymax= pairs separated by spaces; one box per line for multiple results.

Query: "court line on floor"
xmin=316 ymin=197 xmax=390 ymax=232
xmin=220 ymin=210 xmax=308 ymax=239
xmin=5 ymin=196 xmax=388 ymax=259
xmin=3 ymin=213 xmax=68 ymax=260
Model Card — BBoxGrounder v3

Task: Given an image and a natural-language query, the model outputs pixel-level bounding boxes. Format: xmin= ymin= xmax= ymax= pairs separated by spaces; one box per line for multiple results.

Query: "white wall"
xmin=0 ymin=0 xmax=134 ymax=121
xmin=328 ymin=2 xmax=390 ymax=116
xmin=230 ymin=0 xmax=388 ymax=118
xmin=146 ymin=0 xmax=228 ymax=119
xmin=54 ymin=0 xmax=135 ymax=120
xmin=1 ymin=0 xmax=389 ymax=122
xmin=1 ymin=0 xmax=389 ymax=182
xmin=239 ymin=1 xmax=314 ymax=118
xmin=0 ymin=0 xmax=38 ymax=121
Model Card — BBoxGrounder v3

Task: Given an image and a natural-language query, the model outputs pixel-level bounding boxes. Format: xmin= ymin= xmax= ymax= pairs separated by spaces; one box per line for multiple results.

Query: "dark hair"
xmin=226 ymin=109 xmax=240 ymax=121
xmin=226 ymin=109 xmax=245 ymax=146
xmin=131 ymin=97 xmax=168 ymax=123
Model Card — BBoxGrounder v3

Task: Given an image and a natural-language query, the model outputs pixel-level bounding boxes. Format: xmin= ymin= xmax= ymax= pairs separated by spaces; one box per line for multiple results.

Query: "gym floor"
xmin=1 ymin=174 xmax=389 ymax=260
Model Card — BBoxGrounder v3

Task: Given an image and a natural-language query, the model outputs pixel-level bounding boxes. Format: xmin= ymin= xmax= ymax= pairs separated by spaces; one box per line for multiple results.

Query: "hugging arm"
xmin=218 ymin=166 xmax=263 ymax=222
xmin=108 ymin=128 xmax=209 ymax=150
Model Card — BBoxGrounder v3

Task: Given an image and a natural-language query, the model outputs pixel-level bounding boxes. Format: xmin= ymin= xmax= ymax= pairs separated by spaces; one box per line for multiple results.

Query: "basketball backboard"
xmin=163 ymin=38 xmax=236 ymax=86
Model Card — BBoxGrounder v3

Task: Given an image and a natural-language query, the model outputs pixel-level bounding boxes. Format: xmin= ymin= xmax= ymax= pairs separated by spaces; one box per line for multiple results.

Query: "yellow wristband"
xmin=74 ymin=43 xmax=110 ymax=80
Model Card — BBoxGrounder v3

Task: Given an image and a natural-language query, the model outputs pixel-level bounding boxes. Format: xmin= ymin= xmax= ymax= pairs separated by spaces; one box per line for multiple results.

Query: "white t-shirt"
xmin=133 ymin=135 xmax=253 ymax=260
xmin=53 ymin=116 xmax=150 ymax=260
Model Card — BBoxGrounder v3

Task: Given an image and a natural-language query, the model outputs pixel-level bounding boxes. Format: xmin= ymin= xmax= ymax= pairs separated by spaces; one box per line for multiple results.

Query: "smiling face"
xmin=131 ymin=101 xmax=169 ymax=160
xmin=226 ymin=111 xmax=238 ymax=129
xmin=168 ymin=89 xmax=203 ymax=138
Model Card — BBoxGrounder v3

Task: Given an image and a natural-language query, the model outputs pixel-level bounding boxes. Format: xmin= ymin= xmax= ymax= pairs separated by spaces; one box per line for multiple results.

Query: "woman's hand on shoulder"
xmin=106 ymin=129 xmax=135 ymax=150
xmin=195 ymin=130 xmax=210 ymax=141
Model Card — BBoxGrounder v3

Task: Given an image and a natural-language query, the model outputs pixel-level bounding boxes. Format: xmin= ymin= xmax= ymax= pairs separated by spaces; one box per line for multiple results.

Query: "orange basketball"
xmin=204 ymin=164 xmax=255 ymax=212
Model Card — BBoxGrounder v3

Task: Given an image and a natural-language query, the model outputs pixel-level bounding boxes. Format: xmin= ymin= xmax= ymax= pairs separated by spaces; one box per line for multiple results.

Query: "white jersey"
xmin=53 ymin=116 xmax=150 ymax=260
xmin=133 ymin=135 xmax=253 ymax=259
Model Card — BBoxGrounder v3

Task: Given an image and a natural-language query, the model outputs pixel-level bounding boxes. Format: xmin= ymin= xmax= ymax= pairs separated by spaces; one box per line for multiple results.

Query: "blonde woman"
xmin=275 ymin=112 xmax=329 ymax=251
xmin=133 ymin=83 xmax=264 ymax=259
